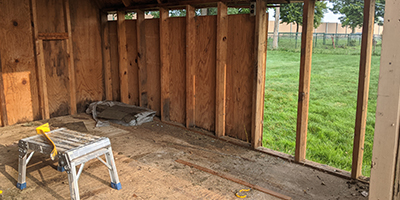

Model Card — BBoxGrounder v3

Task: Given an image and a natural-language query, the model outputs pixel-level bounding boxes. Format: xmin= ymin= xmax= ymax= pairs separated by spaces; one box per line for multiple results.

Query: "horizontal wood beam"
xmin=351 ymin=0 xmax=375 ymax=179
xmin=37 ymin=32 xmax=69 ymax=40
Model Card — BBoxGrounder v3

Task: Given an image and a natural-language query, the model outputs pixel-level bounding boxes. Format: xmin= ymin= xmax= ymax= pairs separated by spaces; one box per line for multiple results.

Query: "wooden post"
xmin=351 ymin=0 xmax=375 ymax=179
xmin=215 ymin=2 xmax=228 ymax=136
xmin=31 ymin=0 xmax=50 ymax=120
xmin=295 ymin=0 xmax=315 ymax=162
xmin=251 ymin=0 xmax=267 ymax=148
xmin=186 ymin=5 xmax=195 ymax=128
xmin=101 ymin=12 xmax=113 ymax=101
xmin=369 ymin=0 xmax=400 ymax=197
xmin=0 ymin=52 xmax=7 ymax=126
xmin=137 ymin=10 xmax=148 ymax=107
xmin=63 ymin=0 xmax=77 ymax=115
xmin=160 ymin=8 xmax=170 ymax=121
xmin=117 ymin=11 xmax=130 ymax=104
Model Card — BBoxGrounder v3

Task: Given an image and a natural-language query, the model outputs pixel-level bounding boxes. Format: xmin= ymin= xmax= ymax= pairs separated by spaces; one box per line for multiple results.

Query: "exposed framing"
xmin=101 ymin=11 xmax=113 ymax=101
xmin=186 ymin=5 xmax=196 ymax=128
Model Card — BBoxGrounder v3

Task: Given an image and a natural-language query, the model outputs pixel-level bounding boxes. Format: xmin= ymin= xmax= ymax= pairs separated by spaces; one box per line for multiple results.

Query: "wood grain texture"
xmin=117 ymin=11 xmax=130 ymax=104
xmin=195 ymin=16 xmax=216 ymax=131
xmin=351 ymin=0 xmax=375 ymax=179
xmin=168 ymin=17 xmax=186 ymax=125
xmin=369 ymin=0 xmax=400 ymax=197
xmin=160 ymin=8 xmax=170 ymax=121
xmin=215 ymin=2 xmax=228 ymax=136
xmin=108 ymin=21 xmax=121 ymax=102
xmin=37 ymin=32 xmax=69 ymax=40
xmin=36 ymin=0 xmax=66 ymax=33
xmin=186 ymin=5 xmax=196 ymax=128
xmin=43 ymin=40 xmax=71 ymax=117
xmin=0 ymin=53 xmax=7 ymax=126
xmin=0 ymin=0 xmax=40 ymax=124
xmin=295 ymin=0 xmax=315 ymax=162
xmin=69 ymin=0 xmax=104 ymax=112
xmin=251 ymin=0 xmax=267 ymax=148
xmin=144 ymin=19 xmax=161 ymax=116
xmin=125 ymin=20 xmax=140 ymax=106
xmin=137 ymin=10 xmax=148 ymax=107
xmin=101 ymin=12 xmax=113 ymax=101
xmin=225 ymin=14 xmax=255 ymax=142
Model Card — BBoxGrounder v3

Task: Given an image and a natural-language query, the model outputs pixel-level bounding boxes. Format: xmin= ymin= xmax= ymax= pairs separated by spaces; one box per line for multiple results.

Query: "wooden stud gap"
xmin=37 ymin=32 xmax=69 ymax=40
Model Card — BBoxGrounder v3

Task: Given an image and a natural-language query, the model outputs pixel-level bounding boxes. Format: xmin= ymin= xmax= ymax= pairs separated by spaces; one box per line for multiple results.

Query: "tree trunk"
xmin=352 ymin=27 xmax=356 ymax=34
xmin=295 ymin=23 xmax=299 ymax=49
xmin=272 ymin=6 xmax=280 ymax=49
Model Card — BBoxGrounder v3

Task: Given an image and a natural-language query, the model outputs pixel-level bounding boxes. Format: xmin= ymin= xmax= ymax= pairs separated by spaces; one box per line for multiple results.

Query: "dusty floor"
xmin=0 ymin=114 xmax=369 ymax=200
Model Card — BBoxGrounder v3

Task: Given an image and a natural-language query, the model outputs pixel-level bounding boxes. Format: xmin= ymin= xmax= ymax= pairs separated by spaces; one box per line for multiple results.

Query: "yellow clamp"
xmin=235 ymin=189 xmax=251 ymax=198
xmin=36 ymin=123 xmax=57 ymax=160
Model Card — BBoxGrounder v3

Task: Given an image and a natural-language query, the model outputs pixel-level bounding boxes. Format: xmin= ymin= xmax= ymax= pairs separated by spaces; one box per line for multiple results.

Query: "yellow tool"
xmin=36 ymin=123 xmax=57 ymax=160
xmin=235 ymin=189 xmax=251 ymax=198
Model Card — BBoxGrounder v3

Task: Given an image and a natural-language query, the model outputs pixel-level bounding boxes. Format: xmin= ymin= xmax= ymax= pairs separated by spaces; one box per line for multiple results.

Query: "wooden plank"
xmin=225 ymin=15 xmax=254 ymax=142
xmin=160 ymin=8 xmax=170 ymax=121
xmin=251 ymin=0 xmax=267 ymax=148
xmin=186 ymin=5 xmax=195 ymax=128
xmin=63 ymin=0 xmax=77 ymax=115
xmin=126 ymin=20 xmax=139 ymax=106
xmin=351 ymin=0 xmax=375 ymax=179
xmin=0 ymin=53 xmax=7 ymax=126
xmin=369 ymin=0 xmax=400 ymax=197
xmin=137 ymin=10 xmax=148 ymax=107
xmin=108 ymin=21 xmax=121 ymax=102
xmin=215 ymin=2 xmax=228 ymax=136
xmin=294 ymin=0 xmax=315 ymax=162
xmin=144 ymin=19 xmax=161 ymax=116
xmin=101 ymin=12 xmax=113 ymax=101
xmin=37 ymin=32 xmax=69 ymax=40
xmin=69 ymin=0 xmax=104 ymax=112
xmin=168 ymin=17 xmax=186 ymax=125
xmin=195 ymin=16 xmax=216 ymax=131
xmin=31 ymin=0 xmax=50 ymax=120
xmin=117 ymin=11 xmax=130 ymax=104
xmin=175 ymin=159 xmax=292 ymax=200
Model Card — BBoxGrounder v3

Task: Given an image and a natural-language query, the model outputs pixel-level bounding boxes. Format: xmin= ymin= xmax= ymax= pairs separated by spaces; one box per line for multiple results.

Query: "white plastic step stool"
xmin=17 ymin=128 xmax=121 ymax=200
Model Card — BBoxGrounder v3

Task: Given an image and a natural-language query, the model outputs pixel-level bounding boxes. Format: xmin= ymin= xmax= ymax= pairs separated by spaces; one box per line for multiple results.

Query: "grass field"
xmin=263 ymin=46 xmax=381 ymax=176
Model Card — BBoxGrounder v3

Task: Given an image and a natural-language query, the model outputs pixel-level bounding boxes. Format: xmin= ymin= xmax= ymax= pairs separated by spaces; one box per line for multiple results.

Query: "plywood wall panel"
xmin=0 ymin=0 xmax=40 ymax=124
xmin=108 ymin=21 xmax=121 ymax=102
xmin=168 ymin=17 xmax=186 ymax=125
xmin=69 ymin=0 xmax=104 ymax=112
xmin=195 ymin=16 xmax=217 ymax=131
xmin=36 ymin=0 xmax=66 ymax=33
xmin=144 ymin=19 xmax=161 ymax=116
xmin=43 ymin=40 xmax=71 ymax=117
xmin=126 ymin=20 xmax=140 ymax=106
xmin=226 ymin=15 xmax=255 ymax=141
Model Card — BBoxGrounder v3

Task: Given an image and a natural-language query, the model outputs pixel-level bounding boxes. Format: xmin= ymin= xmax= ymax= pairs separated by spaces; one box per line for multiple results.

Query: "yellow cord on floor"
xmin=235 ymin=189 xmax=251 ymax=198
xmin=36 ymin=123 xmax=57 ymax=160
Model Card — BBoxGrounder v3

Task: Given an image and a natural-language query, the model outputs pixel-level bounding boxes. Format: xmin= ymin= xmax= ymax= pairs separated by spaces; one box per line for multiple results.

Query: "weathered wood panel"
xmin=36 ymin=0 xmax=66 ymax=33
xmin=70 ymin=0 xmax=104 ymax=112
xmin=43 ymin=40 xmax=70 ymax=117
xmin=186 ymin=5 xmax=196 ymax=128
xmin=126 ymin=20 xmax=140 ymax=106
xmin=160 ymin=8 xmax=170 ymax=121
xmin=108 ymin=21 xmax=121 ymax=102
xmin=226 ymin=14 xmax=255 ymax=141
xmin=0 ymin=0 xmax=40 ymax=124
xmin=144 ymin=19 xmax=161 ymax=116
xmin=168 ymin=17 xmax=186 ymax=124
xmin=195 ymin=16 xmax=217 ymax=131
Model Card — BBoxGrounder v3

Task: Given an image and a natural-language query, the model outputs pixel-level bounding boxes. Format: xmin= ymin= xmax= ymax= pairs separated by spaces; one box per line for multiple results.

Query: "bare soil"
xmin=0 ymin=114 xmax=368 ymax=199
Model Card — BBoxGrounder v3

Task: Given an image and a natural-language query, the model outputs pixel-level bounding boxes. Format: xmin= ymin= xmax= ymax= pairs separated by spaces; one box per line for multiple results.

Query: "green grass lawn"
xmin=263 ymin=49 xmax=380 ymax=177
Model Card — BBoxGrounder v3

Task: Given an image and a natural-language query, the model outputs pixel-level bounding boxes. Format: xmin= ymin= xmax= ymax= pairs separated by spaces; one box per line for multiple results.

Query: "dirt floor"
xmin=0 ymin=114 xmax=369 ymax=200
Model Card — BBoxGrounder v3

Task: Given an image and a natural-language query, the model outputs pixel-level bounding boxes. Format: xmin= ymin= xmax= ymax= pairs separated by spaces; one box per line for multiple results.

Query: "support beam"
xmin=117 ymin=11 xmax=130 ymax=104
xmin=351 ymin=0 xmax=375 ymax=179
xmin=186 ymin=5 xmax=195 ymax=128
xmin=136 ymin=10 xmax=148 ymax=107
xmin=0 ymin=52 xmax=7 ymax=126
xmin=160 ymin=8 xmax=170 ymax=121
xmin=369 ymin=0 xmax=400 ymax=198
xmin=101 ymin=12 xmax=113 ymax=101
xmin=295 ymin=0 xmax=315 ymax=162
xmin=215 ymin=2 xmax=228 ymax=136
xmin=251 ymin=0 xmax=267 ymax=148
xmin=31 ymin=0 xmax=50 ymax=120
xmin=63 ymin=0 xmax=77 ymax=115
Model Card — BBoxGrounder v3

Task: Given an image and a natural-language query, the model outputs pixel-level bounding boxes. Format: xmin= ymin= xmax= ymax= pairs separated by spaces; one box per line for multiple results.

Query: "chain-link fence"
xmin=268 ymin=32 xmax=382 ymax=55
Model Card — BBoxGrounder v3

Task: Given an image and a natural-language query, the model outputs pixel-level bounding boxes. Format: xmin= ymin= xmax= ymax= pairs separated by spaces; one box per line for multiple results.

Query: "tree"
xmin=279 ymin=2 xmax=327 ymax=48
xmin=330 ymin=0 xmax=385 ymax=33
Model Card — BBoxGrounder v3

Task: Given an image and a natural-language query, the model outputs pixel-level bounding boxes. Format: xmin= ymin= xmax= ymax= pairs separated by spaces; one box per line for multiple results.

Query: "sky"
xmin=268 ymin=2 xmax=343 ymax=23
